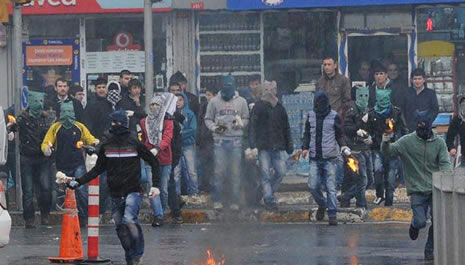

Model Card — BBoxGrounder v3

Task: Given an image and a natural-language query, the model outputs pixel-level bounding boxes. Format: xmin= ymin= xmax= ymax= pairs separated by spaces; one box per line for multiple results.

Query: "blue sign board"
xmin=228 ymin=0 xmax=465 ymax=10
xmin=21 ymin=86 xmax=28 ymax=110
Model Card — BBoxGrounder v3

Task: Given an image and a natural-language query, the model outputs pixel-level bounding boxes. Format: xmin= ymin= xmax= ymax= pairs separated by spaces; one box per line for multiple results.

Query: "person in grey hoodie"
xmin=205 ymin=74 xmax=249 ymax=210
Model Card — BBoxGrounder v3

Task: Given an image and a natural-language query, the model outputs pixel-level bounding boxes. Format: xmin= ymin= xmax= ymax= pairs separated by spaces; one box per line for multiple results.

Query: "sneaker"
xmin=172 ymin=215 xmax=183 ymax=224
xmin=409 ymin=224 xmax=419 ymax=240
xmin=373 ymin=197 xmax=385 ymax=205
xmin=40 ymin=215 xmax=50 ymax=226
xmin=328 ymin=216 xmax=338 ymax=226
xmin=25 ymin=219 xmax=36 ymax=229
xmin=131 ymin=256 xmax=143 ymax=265
xmin=316 ymin=208 xmax=326 ymax=221
xmin=151 ymin=216 xmax=164 ymax=227
xmin=229 ymin=204 xmax=240 ymax=211
xmin=213 ymin=202 xmax=223 ymax=209
xmin=424 ymin=252 xmax=434 ymax=261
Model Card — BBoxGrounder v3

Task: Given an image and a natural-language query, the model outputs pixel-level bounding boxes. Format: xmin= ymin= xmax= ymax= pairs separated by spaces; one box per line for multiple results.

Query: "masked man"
xmin=340 ymin=87 xmax=373 ymax=209
xmin=66 ymin=110 xmax=160 ymax=265
xmin=205 ymin=74 xmax=249 ymax=210
xmin=41 ymin=102 xmax=98 ymax=225
xmin=366 ymin=89 xmax=407 ymax=206
xmin=17 ymin=91 xmax=54 ymax=227
xmin=302 ymin=91 xmax=349 ymax=226
xmin=382 ymin=110 xmax=451 ymax=261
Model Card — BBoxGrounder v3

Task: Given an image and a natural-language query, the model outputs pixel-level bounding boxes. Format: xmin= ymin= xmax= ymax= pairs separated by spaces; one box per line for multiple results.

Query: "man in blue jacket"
xmin=174 ymin=93 xmax=199 ymax=196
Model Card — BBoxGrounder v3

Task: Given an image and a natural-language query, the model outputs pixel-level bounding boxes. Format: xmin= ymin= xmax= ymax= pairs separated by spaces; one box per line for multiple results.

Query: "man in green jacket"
xmin=381 ymin=110 xmax=451 ymax=261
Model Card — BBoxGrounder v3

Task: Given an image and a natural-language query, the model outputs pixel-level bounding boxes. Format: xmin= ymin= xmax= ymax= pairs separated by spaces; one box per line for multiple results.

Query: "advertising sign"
xmin=8 ymin=0 xmax=172 ymax=15
xmin=228 ymin=0 xmax=465 ymax=10
xmin=26 ymin=46 xmax=73 ymax=66
xmin=23 ymin=39 xmax=80 ymax=87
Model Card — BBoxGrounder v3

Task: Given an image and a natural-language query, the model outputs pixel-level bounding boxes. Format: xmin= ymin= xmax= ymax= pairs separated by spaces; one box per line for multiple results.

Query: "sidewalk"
xmin=8 ymin=187 xmax=413 ymax=226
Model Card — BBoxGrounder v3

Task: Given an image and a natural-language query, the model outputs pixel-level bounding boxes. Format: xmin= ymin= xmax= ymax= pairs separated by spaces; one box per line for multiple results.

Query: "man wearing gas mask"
xmin=381 ymin=110 xmax=451 ymax=261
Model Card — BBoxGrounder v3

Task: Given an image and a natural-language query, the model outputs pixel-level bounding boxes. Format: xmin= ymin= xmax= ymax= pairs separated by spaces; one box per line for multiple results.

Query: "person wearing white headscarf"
xmin=140 ymin=93 xmax=178 ymax=226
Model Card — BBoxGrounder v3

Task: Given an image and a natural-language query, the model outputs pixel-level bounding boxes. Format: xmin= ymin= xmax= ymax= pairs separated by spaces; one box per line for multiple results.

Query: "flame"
xmin=7 ymin=115 xmax=16 ymax=124
xmin=76 ymin=141 xmax=84 ymax=149
xmin=192 ymin=250 xmax=225 ymax=265
xmin=347 ymin=156 xmax=359 ymax=173
xmin=386 ymin=119 xmax=394 ymax=134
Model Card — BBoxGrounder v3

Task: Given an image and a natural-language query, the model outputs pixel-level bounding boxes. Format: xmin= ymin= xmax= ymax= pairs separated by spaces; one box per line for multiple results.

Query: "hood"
xmin=107 ymin=81 xmax=121 ymax=93
xmin=313 ymin=90 xmax=331 ymax=117
xmin=178 ymin=93 xmax=191 ymax=113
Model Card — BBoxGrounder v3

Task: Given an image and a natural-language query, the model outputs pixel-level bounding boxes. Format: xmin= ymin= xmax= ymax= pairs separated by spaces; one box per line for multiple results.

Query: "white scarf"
xmin=146 ymin=93 xmax=178 ymax=146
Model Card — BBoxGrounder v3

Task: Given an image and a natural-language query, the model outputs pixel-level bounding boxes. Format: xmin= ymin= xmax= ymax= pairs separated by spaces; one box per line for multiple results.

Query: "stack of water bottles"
xmin=282 ymin=92 xmax=314 ymax=176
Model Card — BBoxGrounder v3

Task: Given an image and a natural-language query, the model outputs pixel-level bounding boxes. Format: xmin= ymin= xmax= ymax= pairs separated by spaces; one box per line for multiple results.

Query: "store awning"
xmin=8 ymin=0 xmax=172 ymax=15
xmin=228 ymin=0 xmax=465 ymax=10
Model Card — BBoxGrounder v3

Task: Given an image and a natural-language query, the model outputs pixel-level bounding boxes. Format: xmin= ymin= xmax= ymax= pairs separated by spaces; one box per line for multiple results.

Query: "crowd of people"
xmin=0 ymin=56 xmax=458 ymax=263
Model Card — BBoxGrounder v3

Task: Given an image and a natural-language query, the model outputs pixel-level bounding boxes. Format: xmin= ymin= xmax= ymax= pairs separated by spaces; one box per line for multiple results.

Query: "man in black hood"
xmin=302 ymin=91 xmax=349 ymax=226
xmin=66 ymin=109 xmax=160 ymax=265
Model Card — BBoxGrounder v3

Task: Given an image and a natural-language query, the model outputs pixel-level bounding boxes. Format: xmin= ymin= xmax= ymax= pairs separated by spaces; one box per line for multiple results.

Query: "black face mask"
xmin=110 ymin=125 xmax=129 ymax=136
xmin=416 ymin=123 xmax=433 ymax=140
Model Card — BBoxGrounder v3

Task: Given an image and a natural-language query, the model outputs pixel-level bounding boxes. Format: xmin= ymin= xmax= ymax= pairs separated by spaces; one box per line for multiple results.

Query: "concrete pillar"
xmin=433 ymin=168 xmax=465 ymax=265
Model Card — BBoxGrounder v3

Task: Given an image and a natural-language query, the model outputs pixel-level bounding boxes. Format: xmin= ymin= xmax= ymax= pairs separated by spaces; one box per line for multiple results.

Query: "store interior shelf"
xmin=200 ymin=51 xmax=261 ymax=55
xmin=199 ymin=30 xmax=261 ymax=35
xmin=200 ymin=72 xmax=261 ymax=76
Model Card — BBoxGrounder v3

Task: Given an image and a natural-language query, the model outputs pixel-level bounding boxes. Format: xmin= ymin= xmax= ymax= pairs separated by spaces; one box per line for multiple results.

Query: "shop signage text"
xmin=191 ymin=2 xmax=205 ymax=10
xmin=26 ymin=45 xmax=73 ymax=66
xmin=24 ymin=0 xmax=76 ymax=7
xmin=8 ymin=0 xmax=172 ymax=15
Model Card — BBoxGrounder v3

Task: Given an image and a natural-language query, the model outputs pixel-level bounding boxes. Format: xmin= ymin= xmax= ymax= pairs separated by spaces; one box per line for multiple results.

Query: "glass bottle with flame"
xmin=346 ymin=155 xmax=359 ymax=174
xmin=385 ymin=119 xmax=394 ymax=134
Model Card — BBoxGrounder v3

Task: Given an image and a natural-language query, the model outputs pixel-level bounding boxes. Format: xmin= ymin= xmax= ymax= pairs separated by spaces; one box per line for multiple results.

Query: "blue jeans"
xmin=335 ymin=155 xmax=344 ymax=189
xmin=410 ymin=193 xmax=434 ymax=255
xmin=60 ymin=164 xmax=87 ymax=219
xmin=372 ymin=151 xmax=400 ymax=206
xmin=174 ymin=145 xmax=199 ymax=195
xmin=99 ymin=171 xmax=111 ymax=214
xmin=112 ymin=192 xmax=144 ymax=263
xmin=20 ymin=155 xmax=52 ymax=220
xmin=308 ymin=158 xmax=338 ymax=217
xmin=212 ymin=138 xmax=242 ymax=204
xmin=258 ymin=150 xmax=287 ymax=204
xmin=143 ymin=161 xmax=170 ymax=218
xmin=342 ymin=151 xmax=370 ymax=208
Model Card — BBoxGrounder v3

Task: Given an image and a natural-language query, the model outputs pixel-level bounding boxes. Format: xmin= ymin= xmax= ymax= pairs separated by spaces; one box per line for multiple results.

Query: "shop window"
xmin=263 ymin=12 xmax=337 ymax=95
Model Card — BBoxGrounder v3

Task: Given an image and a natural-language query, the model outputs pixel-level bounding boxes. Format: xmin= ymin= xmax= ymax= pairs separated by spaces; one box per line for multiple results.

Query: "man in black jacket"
xmin=340 ymin=87 xmax=372 ymax=208
xmin=117 ymin=79 xmax=146 ymax=133
xmin=446 ymin=96 xmax=465 ymax=166
xmin=48 ymin=78 xmax=85 ymax=122
xmin=17 ymin=91 xmax=54 ymax=227
xmin=402 ymin=68 xmax=439 ymax=132
xmin=84 ymin=78 xmax=113 ymax=139
xmin=248 ymin=81 xmax=293 ymax=210
xmin=367 ymin=89 xmax=408 ymax=206
xmin=66 ymin=110 xmax=160 ymax=265
xmin=368 ymin=64 xmax=396 ymax=109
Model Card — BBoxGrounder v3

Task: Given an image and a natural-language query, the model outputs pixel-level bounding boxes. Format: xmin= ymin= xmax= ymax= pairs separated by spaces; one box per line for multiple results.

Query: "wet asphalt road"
xmin=1 ymin=223 xmax=433 ymax=265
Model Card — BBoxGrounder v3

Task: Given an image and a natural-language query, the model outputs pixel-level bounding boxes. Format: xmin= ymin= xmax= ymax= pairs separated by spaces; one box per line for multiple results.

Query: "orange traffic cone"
xmin=49 ymin=188 xmax=84 ymax=263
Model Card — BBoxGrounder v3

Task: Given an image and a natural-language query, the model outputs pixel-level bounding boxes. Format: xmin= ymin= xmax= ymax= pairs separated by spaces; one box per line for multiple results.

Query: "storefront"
xmin=4 ymin=0 xmax=171 ymax=106
xmin=416 ymin=6 xmax=465 ymax=114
